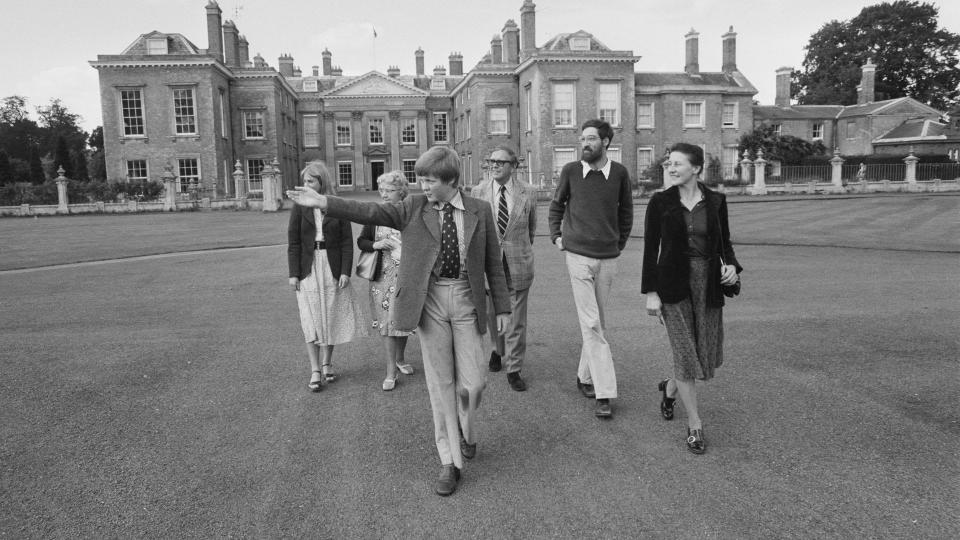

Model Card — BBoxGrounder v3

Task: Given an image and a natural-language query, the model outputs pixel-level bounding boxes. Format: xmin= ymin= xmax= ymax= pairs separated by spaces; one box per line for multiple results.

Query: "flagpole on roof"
xmin=372 ymin=25 xmax=377 ymax=72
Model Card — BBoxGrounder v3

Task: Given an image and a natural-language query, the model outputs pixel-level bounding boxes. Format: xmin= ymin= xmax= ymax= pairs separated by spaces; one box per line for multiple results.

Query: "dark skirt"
xmin=661 ymin=257 xmax=724 ymax=380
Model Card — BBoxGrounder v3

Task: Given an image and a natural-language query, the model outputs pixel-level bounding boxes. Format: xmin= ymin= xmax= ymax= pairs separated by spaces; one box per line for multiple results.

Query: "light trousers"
xmin=564 ymin=251 xmax=618 ymax=399
xmin=418 ymin=279 xmax=487 ymax=469
xmin=486 ymin=286 xmax=530 ymax=374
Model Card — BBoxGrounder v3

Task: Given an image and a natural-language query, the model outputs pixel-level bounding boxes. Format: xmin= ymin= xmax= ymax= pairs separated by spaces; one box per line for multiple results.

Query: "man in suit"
xmin=287 ymin=147 xmax=510 ymax=497
xmin=548 ymin=119 xmax=633 ymax=419
xmin=473 ymin=145 xmax=536 ymax=391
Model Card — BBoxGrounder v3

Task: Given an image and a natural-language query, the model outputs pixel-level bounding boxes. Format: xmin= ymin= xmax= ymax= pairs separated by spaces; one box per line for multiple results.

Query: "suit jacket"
xmin=640 ymin=183 xmax=742 ymax=308
xmin=472 ymin=178 xmax=537 ymax=291
xmin=287 ymin=204 xmax=354 ymax=280
xmin=325 ymin=193 xmax=511 ymax=333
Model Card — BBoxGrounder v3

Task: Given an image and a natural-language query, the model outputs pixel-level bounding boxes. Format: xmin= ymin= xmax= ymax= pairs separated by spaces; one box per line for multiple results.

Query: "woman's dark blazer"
xmin=287 ymin=203 xmax=354 ymax=280
xmin=357 ymin=224 xmax=376 ymax=253
xmin=640 ymin=183 xmax=742 ymax=308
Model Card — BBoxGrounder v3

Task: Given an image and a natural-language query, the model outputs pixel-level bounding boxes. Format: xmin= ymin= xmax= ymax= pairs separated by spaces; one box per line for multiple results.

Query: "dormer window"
xmin=146 ymin=38 xmax=168 ymax=55
xmin=569 ymin=37 xmax=590 ymax=51
xmin=302 ymin=79 xmax=318 ymax=92
xmin=431 ymin=78 xmax=446 ymax=91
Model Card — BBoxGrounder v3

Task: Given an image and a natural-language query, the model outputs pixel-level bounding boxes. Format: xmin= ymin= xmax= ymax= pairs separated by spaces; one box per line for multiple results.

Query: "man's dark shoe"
xmin=460 ymin=436 xmax=477 ymax=460
xmin=489 ymin=351 xmax=502 ymax=372
xmin=595 ymin=398 xmax=612 ymax=419
xmin=507 ymin=371 xmax=527 ymax=392
xmin=435 ymin=464 xmax=461 ymax=496
xmin=577 ymin=378 xmax=596 ymax=398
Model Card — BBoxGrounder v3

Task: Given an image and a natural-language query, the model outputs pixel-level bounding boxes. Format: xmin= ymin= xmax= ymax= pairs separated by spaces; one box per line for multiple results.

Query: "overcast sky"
xmin=2 ymin=0 xmax=957 ymax=133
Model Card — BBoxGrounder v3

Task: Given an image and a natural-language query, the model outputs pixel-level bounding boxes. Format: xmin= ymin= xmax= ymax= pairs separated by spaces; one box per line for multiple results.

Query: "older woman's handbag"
xmin=356 ymin=250 xmax=382 ymax=281
xmin=719 ymin=256 xmax=741 ymax=298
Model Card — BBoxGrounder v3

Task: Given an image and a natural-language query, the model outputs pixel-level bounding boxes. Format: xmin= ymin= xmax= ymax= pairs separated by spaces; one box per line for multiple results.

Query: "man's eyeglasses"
xmin=488 ymin=159 xmax=514 ymax=167
xmin=578 ymin=136 xmax=601 ymax=143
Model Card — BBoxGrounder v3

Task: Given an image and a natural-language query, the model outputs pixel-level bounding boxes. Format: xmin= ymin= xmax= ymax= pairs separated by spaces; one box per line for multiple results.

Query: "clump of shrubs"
xmin=0 ymin=179 xmax=164 ymax=206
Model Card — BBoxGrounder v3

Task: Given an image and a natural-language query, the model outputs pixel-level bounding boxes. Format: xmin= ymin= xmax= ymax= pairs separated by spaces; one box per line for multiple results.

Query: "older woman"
xmin=288 ymin=161 xmax=368 ymax=391
xmin=641 ymin=143 xmax=742 ymax=454
xmin=357 ymin=171 xmax=416 ymax=391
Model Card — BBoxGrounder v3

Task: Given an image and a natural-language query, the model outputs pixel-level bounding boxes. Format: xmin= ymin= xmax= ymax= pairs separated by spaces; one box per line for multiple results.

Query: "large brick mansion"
xmin=91 ymin=1 xmax=946 ymax=196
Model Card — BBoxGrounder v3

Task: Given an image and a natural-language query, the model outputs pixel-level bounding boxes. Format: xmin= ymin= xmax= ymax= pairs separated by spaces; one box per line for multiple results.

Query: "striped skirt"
xmin=661 ymin=257 xmax=724 ymax=381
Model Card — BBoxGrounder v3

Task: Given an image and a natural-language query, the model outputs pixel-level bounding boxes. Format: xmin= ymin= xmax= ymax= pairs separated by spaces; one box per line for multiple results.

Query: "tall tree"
xmin=0 ymin=149 xmax=11 ymax=185
xmin=795 ymin=1 xmax=960 ymax=110
xmin=739 ymin=125 xmax=827 ymax=165
xmin=54 ymin=136 xmax=73 ymax=179
xmin=0 ymin=95 xmax=41 ymax=161
xmin=88 ymin=126 xmax=104 ymax=153
xmin=36 ymin=99 xmax=87 ymax=157
xmin=73 ymin=149 xmax=89 ymax=182
xmin=28 ymin=146 xmax=45 ymax=184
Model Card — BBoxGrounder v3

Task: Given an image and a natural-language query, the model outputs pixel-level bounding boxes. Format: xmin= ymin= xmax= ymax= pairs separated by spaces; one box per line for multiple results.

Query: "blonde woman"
xmin=357 ymin=171 xmax=416 ymax=391
xmin=288 ymin=161 xmax=368 ymax=391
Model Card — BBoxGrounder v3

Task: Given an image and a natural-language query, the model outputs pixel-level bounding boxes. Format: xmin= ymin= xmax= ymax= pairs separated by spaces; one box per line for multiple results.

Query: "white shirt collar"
xmin=581 ymin=158 xmax=611 ymax=179
xmin=436 ymin=190 xmax=465 ymax=211
xmin=494 ymin=178 xmax=513 ymax=195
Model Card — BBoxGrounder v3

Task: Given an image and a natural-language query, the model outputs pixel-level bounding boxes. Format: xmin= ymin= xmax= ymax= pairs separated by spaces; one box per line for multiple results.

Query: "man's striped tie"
xmin=497 ymin=184 xmax=508 ymax=239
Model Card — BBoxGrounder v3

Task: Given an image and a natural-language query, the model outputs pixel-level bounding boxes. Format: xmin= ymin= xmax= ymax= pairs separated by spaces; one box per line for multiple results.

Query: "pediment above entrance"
xmin=365 ymin=146 xmax=392 ymax=157
xmin=323 ymin=71 xmax=428 ymax=98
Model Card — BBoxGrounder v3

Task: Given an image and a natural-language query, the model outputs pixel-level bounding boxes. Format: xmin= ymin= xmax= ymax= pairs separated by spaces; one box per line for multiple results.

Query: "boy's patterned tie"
xmin=438 ymin=203 xmax=460 ymax=278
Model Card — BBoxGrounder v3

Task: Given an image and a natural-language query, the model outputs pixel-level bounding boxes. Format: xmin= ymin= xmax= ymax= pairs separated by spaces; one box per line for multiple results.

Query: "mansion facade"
xmin=91 ymin=0 xmax=760 ymax=195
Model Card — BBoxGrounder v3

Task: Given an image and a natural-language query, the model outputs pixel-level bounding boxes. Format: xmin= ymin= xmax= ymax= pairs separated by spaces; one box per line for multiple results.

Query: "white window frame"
xmin=636 ymin=102 xmax=654 ymax=129
xmin=219 ymin=89 xmax=228 ymax=139
xmin=242 ymin=110 xmax=265 ymax=140
xmin=368 ymin=118 xmax=384 ymax=145
xmin=637 ymin=147 xmax=655 ymax=177
xmin=721 ymin=102 xmax=738 ymax=129
xmin=488 ymin=106 xmax=509 ymax=135
xmin=682 ymin=100 xmax=705 ymax=128
xmin=722 ymin=145 xmax=740 ymax=179
xmin=335 ymin=120 xmax=352 ymax=146
xmin=525 ymin=85 xmax=532 ymax=132
xmin=432 ymin=112 xmax=448 ymax=143
xmin=812 ymin=122 xmax=824 ymax=140
xmin=146 ymin=38 xmax=168 ymax=55
xmin=302 ymin=79 xmax=318 ymax=92
xmin=553 ymin=147 xmax=577 ymax=177
xmin=597 ymin=82 xmax=620 ymax=127
xmin=337 ymin=161 xmax=353 ymax=187
xmin=607 ymin=146 xmax=621 ymax=164
xmin=569 ymin=37 xmax=590 ymax=51
xmin=176 ymin=157 xmax=200 ymax=193
xmin=553 ymin=82 xmax=575 ymax=128
xmin=402 ymin=159 xmax=417 ymax=184
xmin=119 ymin=89 xmax=145 ymax=137
xmin=431 ymin=77 xmax=446 ymax=91
xmin=846 ymin=120 xmax=856 ymax=139
xmin=302 ymin=114 xmax=319 ymax=148
xmin=126 ymin=159 xmax=148 ymax=182
xmin=773 ymin=124 xmax=783 ymax=136
xmin=465 ymin=111 xmax=471 ymax=140
xmin=172 ymin=87 xmax=197 ymax=135
xmin=246 ymin=158 xmax=266 ymax=193
xmin=401 ymin=118 xmax=417 ymax=144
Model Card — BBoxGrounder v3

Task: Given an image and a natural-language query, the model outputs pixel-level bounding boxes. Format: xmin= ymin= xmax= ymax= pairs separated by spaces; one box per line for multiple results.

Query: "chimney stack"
xmin=278 ymin=54 xmax=295 ymax=77
xmin=312 ymin=65 xmax=320 ymax=77
xmin=721 ymin=26 xmax=737 ymax=73
xmin=858 ymin=58 xmax=876 ymax=104
xmin=331 ymin=66 xmax=342 ymax=76
xmin=433 ymin=65 xmax=447 ymax=77
xmin=775 ymin=67 xmax=792 ymax=107
xmin=491 ymin=35 xmax=503 ymax=64
xmin=415 ymin=48 xmax=425 ymax=76
xmin=502 ymin=19 xmax=520 ymax=64
xmin=293 ymin=66 xmax=301 ymax=77
xmin=322 ymin=49 xmax=332 ymax=76
xmin=520 ymin=0 xmax=536 ymax=59
xmin=205 ymin=1 xmax=223 ymax=62
xmin=449 ymin=52 xmax=463 ymax=75
xmin=238 ymin=35 xmax=249 ymax=66
xmin=222 ymin=21 xmax=240 ymax=68
xmin=388 ymin=65 xmax=400 ymax=77
xmin=684 ymin=28 xmax=699 ymax=75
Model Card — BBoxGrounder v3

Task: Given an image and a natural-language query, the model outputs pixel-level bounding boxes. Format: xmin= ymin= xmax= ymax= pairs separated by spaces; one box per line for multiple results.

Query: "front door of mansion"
xmin=370 ymin=161 xmax=385 ymax=191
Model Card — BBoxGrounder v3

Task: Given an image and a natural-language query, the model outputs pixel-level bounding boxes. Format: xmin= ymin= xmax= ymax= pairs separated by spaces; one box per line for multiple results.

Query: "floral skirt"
xmin=295 ymin=249 xmax=368 ymax=345
xmin=368 ymin=252 xmax=413 ymax=337
xmin=661 ymin=257 xmax=724 ymax=381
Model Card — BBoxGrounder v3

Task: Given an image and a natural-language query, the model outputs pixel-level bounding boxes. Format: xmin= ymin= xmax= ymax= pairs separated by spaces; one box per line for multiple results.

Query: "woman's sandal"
xmin=382 ymin=374 xmax=399 ymax=391
xmin=658 ymin=378 xmax=675 ymax=420
xmin=686 ymin=428 xmax=706 ymax=455
xmin=308 ymin=370 xmax=324 ymax=392
xmin=321 ymin=364 xmax=337 ymax=383
xmin=395 ymin=362 xmax=415 ymax=375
